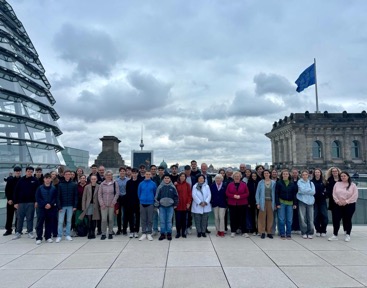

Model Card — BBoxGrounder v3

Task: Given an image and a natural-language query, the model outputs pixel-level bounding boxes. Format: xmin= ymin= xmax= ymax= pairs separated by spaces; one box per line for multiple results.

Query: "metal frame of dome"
xmin=0 ymin=0 xmax=64 ymax=186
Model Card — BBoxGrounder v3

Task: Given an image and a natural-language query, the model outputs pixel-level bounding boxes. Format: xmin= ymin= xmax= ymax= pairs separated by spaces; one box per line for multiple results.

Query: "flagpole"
xmin=314 ymin=58 xmax=320 ymax=113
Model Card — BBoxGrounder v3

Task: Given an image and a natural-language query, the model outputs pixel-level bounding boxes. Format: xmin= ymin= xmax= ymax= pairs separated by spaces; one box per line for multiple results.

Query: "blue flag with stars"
xmin=295 ymin=63 xmax=315 ymax=92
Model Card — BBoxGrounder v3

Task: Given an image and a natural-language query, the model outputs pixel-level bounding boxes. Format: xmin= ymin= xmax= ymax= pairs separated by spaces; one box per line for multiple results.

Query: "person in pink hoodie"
xmin=328 ymin=171 xmax=358 ymax=242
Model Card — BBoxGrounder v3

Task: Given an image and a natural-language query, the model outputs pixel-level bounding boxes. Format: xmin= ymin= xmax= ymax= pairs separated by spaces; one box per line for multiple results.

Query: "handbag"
xmin=76 ymin=216 xmax=88 ymax=237
xmin=113 ymin=182 xmax=120 ymax=215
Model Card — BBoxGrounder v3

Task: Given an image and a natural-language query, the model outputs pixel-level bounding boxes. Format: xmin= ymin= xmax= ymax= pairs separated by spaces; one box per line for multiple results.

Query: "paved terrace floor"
xmin=0 ymin=225 xmax=367 ymax=288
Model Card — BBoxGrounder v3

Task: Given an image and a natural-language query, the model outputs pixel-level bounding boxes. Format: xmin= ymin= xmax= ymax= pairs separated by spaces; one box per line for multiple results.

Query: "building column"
xmin=324 ymin=128 xmax=332 ymax=163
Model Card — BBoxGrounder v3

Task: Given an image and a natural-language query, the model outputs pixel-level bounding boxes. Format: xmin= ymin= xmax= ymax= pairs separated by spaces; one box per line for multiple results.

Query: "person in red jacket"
xmin=226 ymin=171 xmax=250 ymax=238
xmin=174 ymin=172 xmax=192 ymax=238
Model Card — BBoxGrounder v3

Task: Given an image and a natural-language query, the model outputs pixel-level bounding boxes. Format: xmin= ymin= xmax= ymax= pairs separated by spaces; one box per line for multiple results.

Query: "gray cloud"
xmin=53 ymin=23 xmax=122 ymax=79
xmin=228 ymin=90 xmax=284 ymax=117
xmin=254 ymin=73 xmax=295 ymax=96
xmin=54 ymin=70 xmax=172 ymax=121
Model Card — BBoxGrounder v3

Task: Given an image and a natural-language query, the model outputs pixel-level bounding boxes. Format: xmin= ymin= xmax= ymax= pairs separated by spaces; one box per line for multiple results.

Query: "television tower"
xmin=139 ymin=125 xmax=144 ymax=151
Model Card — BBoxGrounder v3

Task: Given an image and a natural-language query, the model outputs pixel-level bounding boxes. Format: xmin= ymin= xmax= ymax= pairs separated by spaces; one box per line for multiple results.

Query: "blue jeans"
xmin=159 ymin=206 xmax=174 ymax=234
xmin=58 ymin=206 xmax=73 ymax=237
xmin=153 ymin=208 xmax=159 ymax=232
xmin=278 ymin=203 xmax=293 ymax=237
xmin=298 ymin=201 xmax=314 ymax=236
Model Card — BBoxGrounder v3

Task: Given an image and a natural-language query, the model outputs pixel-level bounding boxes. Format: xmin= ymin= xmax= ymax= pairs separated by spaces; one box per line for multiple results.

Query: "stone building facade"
xmin=265 ymin=111 xmax=367 ymax=173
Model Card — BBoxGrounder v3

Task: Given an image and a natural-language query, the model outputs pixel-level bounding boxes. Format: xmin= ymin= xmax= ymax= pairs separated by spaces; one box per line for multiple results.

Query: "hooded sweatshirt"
xmin=155 ymin=181 xmax=179 ymax=207
xmin=297 ymin=178 xmax=315 ymax=205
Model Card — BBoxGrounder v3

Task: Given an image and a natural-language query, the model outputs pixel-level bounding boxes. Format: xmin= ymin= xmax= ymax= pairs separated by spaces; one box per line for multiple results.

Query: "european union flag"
xmin=295 ymin=63 xmax=316 ymax=93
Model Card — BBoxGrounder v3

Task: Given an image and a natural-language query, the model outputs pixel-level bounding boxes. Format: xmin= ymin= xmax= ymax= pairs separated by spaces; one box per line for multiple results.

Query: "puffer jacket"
xmin=98 ymin=180 xmax=119 ymax=208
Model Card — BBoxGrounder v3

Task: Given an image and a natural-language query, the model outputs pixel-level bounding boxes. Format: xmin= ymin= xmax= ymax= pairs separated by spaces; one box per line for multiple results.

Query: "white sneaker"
xmin=147 ymin=234 xmax=153 ymax=241
xmin=242 ymin=233 xmax=249 ymax=238
xmin=28 ymin=232 xmax=35 ymax=239
xmin=252 ymin=232 xmax=257 ymax=236
xmin=56 ymin=237 xmax=62 ymax=243
xmin=129 ymin=233 xmax=134 ymax=238
xmin=139 ymin=234 xmax=146 ymax=241
xmin=134 ymin=233 xmax=139 ymax=238
xmin=302 ymin=234 xmax=307 ymax=239
xmin=46 ymin=238 xmax=53 ymax=243
xmin=328 ymin=235 xmax=338 ymax=241
xmin=308 ymin=235 xmax=313 ymax=239
xmin=321 ymin=233 xmax=327 ymax=237
xmin=230 ymin=233 xmax=235 ymax=238
xmin=188 ymin=227 xmax=192 ymax=235
xmin=316 ymin=233 xmax=321 ymax=237
xmin=12 ymin=233 xmax=21 ymax=240
xmin=35 ymin=240 xmax=42 ymax=245
xmin=345 ymin=234 xmax=351 ymax=242
xmin=65 ymin=236 xmax=73 ymax=241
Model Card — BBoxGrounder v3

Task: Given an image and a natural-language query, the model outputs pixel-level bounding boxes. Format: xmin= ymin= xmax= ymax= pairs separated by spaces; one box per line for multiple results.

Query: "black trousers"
xmin=332 ymin=203 xmax=356 ymax=236
xmin=247 ymin=205 xmax=258 ymax=233
xmin=292 ymin=205 xmax=300 ymax=231
xmin=125 ymin=204 xmax=140 ymax=233
xmin=51 ymin=208 xmax=58 ymax=237
xmin=175 ymin=210 xmax=188 ymax=235
xmin=331 ymin=207 xmax=346 ymax=233
xmin=314 ymin=200 xmax=328 ymax=234
xmin=5 ymin=203 xmax=17 ymax=233
xmin=117 ymin=196 xmax=127 ymax=232
xmin=228 ymin=205 xmax=247 ymax=233
xmin=87 ymin=215 xmax=96 ymax=236
xmin=36 ymin=208 xmax=54 ymax=240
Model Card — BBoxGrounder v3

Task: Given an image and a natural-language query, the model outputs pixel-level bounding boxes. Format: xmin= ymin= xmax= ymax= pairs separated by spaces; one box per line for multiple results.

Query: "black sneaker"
xmin=182 ymin=234 xmax=187 ymax=238
xmin=108 ymin=234 xmax=113 ymax=239
xmin=267 ymin=234 xmax=273 ymax=239
xmin=202 ymin=233 xmax=207 ymax=238
xmin=116 ymin=230 xmax=121 ymax=235
xmin=159 ymin=234 xmax=166 ymax=241
xmin=101 ymin=235 xmax=106 ymax=240
xmin=175 ymin=233 xmax=181 ymax=239
xmin=206 ymin=229 xmax=211 ymax=234
xmin=197 ymin=233 xmax=202 ymax=238
xmin=261 ymin=233 xmax=266 ymax=239
xmin=167 ymin=234 xmax=172 ymax=241
xmin=3 ymin=231 xmax=12 ymax=236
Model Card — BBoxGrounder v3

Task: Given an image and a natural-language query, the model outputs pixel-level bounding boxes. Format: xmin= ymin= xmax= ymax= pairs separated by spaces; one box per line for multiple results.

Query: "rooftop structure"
xmin=0 ymin=0 xmax=64 ymax=191
xmin=266 ymin=111 xmax=367 ymax=172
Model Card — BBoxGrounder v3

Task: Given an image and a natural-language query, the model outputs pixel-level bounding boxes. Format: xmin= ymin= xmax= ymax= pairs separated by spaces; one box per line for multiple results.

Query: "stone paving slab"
xmin=1 ymin=226 xmax=367 ymax=287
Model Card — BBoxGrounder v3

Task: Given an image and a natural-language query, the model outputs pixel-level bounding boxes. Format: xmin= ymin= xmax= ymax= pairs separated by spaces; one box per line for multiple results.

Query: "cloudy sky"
xmin=9 ymin=0 xmax=367 ymax=168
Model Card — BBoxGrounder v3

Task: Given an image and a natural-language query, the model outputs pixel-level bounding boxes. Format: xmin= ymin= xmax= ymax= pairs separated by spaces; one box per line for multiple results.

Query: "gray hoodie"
xmin=155 ymin=181 xmax=179 ymax=207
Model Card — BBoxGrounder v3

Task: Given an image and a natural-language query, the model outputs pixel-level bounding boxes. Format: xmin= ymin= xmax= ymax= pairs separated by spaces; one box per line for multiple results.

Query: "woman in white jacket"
xmin=192 ymin=175 xmax=212 ymax=238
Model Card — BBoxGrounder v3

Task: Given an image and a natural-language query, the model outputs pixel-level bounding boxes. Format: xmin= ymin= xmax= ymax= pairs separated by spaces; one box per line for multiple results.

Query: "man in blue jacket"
xmin=56 ymin=170 xmax=78 ymax=243
xmin=138 ymin=171 xmax=157 ymax=241
xmin=35 ymin=173 xmax=57 ymax=244
xmin=12 ymin=166 xmax=39 ymax=240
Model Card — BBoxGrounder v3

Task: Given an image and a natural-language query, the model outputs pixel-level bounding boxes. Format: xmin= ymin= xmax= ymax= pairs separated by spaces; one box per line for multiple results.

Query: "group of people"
xmin=3 ymin=161 xmax=359 ymax=244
